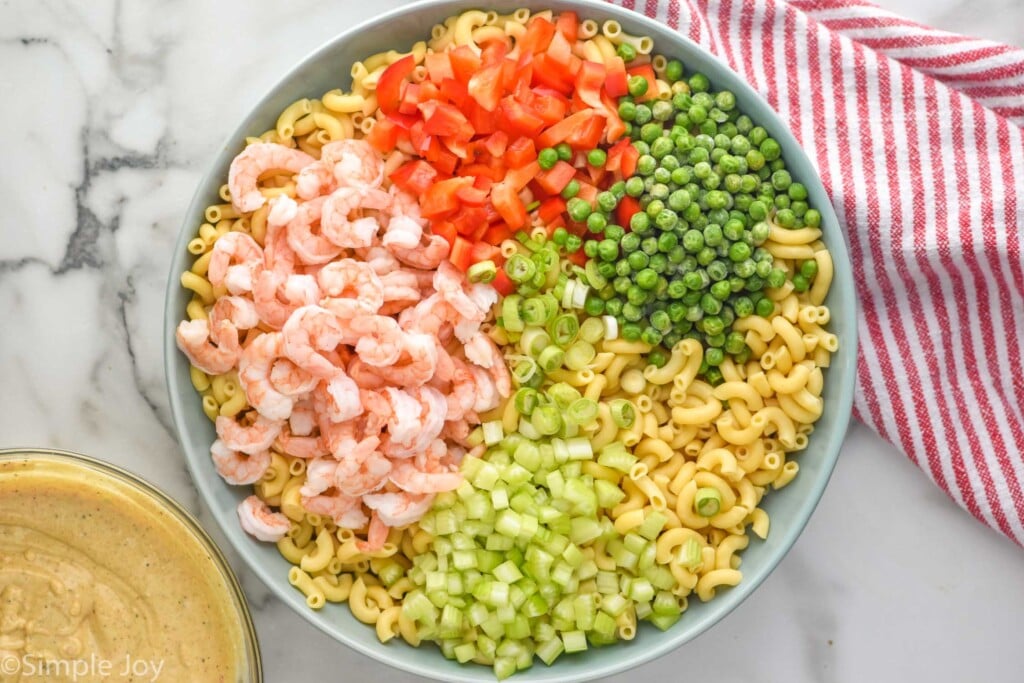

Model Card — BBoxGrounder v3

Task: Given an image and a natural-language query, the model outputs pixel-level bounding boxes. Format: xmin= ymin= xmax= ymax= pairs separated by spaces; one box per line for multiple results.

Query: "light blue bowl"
xmin=163 ymin=1 xmax=857 ymax=680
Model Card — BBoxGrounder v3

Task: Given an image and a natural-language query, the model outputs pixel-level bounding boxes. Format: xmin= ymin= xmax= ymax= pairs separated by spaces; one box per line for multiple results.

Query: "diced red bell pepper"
xmin=366 ymin=118 xmax=400 ymax=152
xmin=616 ymin=196 xmax=642 ymax=228
xmin=420 ymin=101 xmax=474 ymax=140
xmin=546 ymin=30 xmax=574 ymax=68
xmin=491 ymin=269 xmax=516 ymax=296
xmin=605 ymin=56 xmax=629 ymax=98
xmin=484 ymin=130 xmax=509 ymax=158
xmin=526 ymin=91 xmax=569 ymax=125
xmin=503 ymin=161 xmax=540 ymax=191
xmin=518 ymin=17 xmax=556 ymax=54
xmin=566 ymin=112 xmax=606 ymax=149
xmin=439 ymin=77 xmax=468 ymax=108
xmin=491 ymin=181 xmax=528 ymax=228
xmin=627 ymin=63 xmax=658 ymax=102
xmin=468 ymin=62 xmax=504 ymax=112
xmin=500 ymin=97 xmax=546 ymax=138
xmin=431 ymin=220 xmax=458 ymax=247
xmin=377 ymin=54 xmax=415 ymax=116
xmin=505 ymin=137 xmax=536 ymax=169
xmin=463 ymin=100 xmax=498 ymax=135
xmin=537 ymin=196 xmax=566 ymax=223
xmin=390 ymin=160 xmax=439 ymax=195
xmin=449 ymin=236 xmax=475 ymax=271
xmin=537 ymin=109 xmax=599 ymax=148
xmin=421 ymin=177 xmax=473 ymax=218
xmin=575 ymin=60 xmax=606 ymax=109
xmin=471 ymin=241 xmax=502 ymax=263
xmin=424 ymin=52 xmax=454 ymax=83
xmin=450 ymin=46 xmax=482 ymax=83
xmin=398 ymin=83 xmax=422 ymax=115
xmin=483 ymin=223 xmax=513 ymax=245
xmin=534 ymin=160 xmax=576 ymax=194
xmin=451 ymin=206 xmax=488 ymax=235
xmin=531 ymin=54 xmax=575 ymax=94
xmin=555 ymin=11 xmax=579 ymax=43
xmin=455 ymin=184 xmax=489 ymax=207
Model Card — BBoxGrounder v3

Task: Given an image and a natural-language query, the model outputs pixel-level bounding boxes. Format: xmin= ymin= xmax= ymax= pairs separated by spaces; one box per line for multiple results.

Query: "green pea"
xmin=634 ymin=104 xmax=653 ymax=125
xmin=748 ymin=200 xmax=768 ymax=221
xmin=618 ymin=100 xmax=638 ymax=122
xmin=665 ymin=59 xmax=684 ymax=82
xmin=604 ymin=224 xmax=624 ymax=242
xmin=703 ymin=224 xmax=723 ymax=247
xmin=652 ymin=100 xmax=674 ymax=122
xmin=605 ymin=298 xmax=624 ymax=316
xmin=627 ymin=251 xmax=649 ymax=271
xmin=728 ymin=242 xmax=751 ymax=263
xmin=584 ymin=296 xmax=605 ymax=317
xmin=565 ymin=234 xmax=582 ymax=253
xmin=598 ymin=239 xmax=619 ymax=262
xmin=760 ymin=138 xmax=781 ymax=161
xmin=800 ymin=260 xmax=819 ymax=279
xmin=641 ymin=237 xmax=659 ymax=255
xmin=804 ymin=209 xmax=822 ymax=227
xmin=745 ymin=149 xmax=765 ymax=171
xmin=702 ymin=315 xmax=724 ymax=336
xmin=667 ymin=189 xmax=691 ymax=211
xmin=597 ymin=191 xmax=618 ymax=214
xmin=655 ymin=209 xmax=679 ymax=230
xmin=734 ymin=259 xmax=756 ymax=278
xmin=626 ymin=285 xmax=647 ymax=305
xmin=650 ymin=137 xmax=674 ymax=159
xmin=586 ymin=148 xmax=608 ymax=168
xmin=538 ymin=148 xmax=558 ymax=170
xmin=628 ymin=75 xmax=649 ymax=98
xmin=696 ymin=247 xmax=716 ymax=266
xmin=649 ymin=254 xmax=668 ymax=274
xmin=567 ymin=197 xmax=591 ymax=222
xmin=561 ymin=179 xmax=580 ymax=199
xmin=636 ymin=268 xmax=658 ymax=290
xmin=710 ymin=279 xmax=731 ymax=299
xmin=625 ymin=176 xmax=645 ymax=197
xmin=599 ymin=262 xmax=618 ymax=280
xmin=688 ymin=104 xmax=708 ymax=124
xmin=621 ymin=232 xmax=641 ymax=253
xmin=755 ymin=259 xmax=772 ymax=278
xmin=775 ymin=208 xmax=796 ymax=228
xmin=584 ymin=240 xmax=599 ymax=258
xmin=771 ymin=169 xmax=792 ymax=191
xmin=555 ymin=143 xmax=573 ymax=161
xmin=755 ymin=297 xmax=775 ymax=317
xmin=705 ymin=190 xmax=728 ymax=209
xmin=617 ymin=42 xmax=637 ymax=62
xmin=688 ymin=72 xmax=710 ymax=92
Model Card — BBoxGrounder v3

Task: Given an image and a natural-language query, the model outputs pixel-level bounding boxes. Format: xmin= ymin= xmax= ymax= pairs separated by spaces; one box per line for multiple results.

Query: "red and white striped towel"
xmin=605 ymin=0 xmax=1024 ymax=544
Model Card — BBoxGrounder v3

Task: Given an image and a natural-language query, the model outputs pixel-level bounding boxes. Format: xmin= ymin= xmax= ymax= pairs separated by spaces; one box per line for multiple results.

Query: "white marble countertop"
xmin=2 ymin=1 xmax=1022 ymax=681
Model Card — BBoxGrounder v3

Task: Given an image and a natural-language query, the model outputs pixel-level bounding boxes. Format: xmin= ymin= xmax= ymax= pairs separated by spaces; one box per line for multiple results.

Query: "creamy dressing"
xmin=0 ymin=458 xmax=244 ymax=682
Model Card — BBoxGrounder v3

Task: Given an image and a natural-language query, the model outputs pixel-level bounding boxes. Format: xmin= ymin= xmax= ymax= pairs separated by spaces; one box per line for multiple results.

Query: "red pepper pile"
xmin=367 ymin=12 xmax=643 ymax=274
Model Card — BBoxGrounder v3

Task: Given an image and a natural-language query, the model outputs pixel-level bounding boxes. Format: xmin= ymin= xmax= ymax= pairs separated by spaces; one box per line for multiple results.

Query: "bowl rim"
xmin=163 ymin=0 xmax=858 ymax=680
xmin=0 ymin=447 xmax=264 ymax=683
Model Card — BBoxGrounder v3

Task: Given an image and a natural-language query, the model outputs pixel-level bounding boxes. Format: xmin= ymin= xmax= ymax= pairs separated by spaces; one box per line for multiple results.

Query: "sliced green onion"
xmin=468 ymin=259 xmax=497 ymax=284
xmin=579 ymin=317 xmax=606 ymax=344
xmin=597 ymin=442 xmax=636 ymax=472
xmin=537 ymin=345 xmax=565 ymax=373
xmin=512 ymin=358 xmax=538 ymax=384
xmin=564 ymin=340 xmax=596 ymax=370
xmin=609 ymin=399 xmax=636 ymax=429
xmin=548 ymin=313 xmax=580 ymax=347
xmin=520 ymin=328 xmax=552 ymax=356
xmin=531 ymin=404 xmax=563 ymax=435
xmin=695 ymin=487 xmax=722 ymax=517
xmin=602 ymin=315 xmax=619 ymax=339
xmin=521 ymin=298 xmax=549 ymax=326
xmin=514 ymin=387 xmax=540 ymax=416
xmin=502 ymin=295 xmax=524 ymax=332
xmin=506 ymin=254 xmax=538 ymax=283
xmin=568 ymin=398 xmax=599 ymax=425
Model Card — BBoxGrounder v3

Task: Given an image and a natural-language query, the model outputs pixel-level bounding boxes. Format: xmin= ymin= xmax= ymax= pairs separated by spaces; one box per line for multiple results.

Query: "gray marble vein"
xmin=1 ymin=1 xmax=1022 ymax=682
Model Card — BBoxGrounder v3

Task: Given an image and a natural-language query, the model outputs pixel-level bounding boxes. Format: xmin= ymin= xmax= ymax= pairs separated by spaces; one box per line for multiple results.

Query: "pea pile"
xmin=576 ymin=58 xmax=822 ymax=383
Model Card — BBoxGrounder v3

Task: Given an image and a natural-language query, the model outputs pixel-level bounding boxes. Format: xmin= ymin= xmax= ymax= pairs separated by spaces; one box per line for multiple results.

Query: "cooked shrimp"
xmin=469 ymin=364 xmax=501 ymax=413
xmin=349 ymin=315 xmax=405 ymax=367
xmin=289 ymin=399 xmax=317 ymax=436
xmin=207 ymin=232 xmax=263 ymax=294
xmin=434 ymin=260 xmax=487 ymax=321
xmin=398 ymin=293 xmax=454 ymax=337
xmin=317 ymin=259 xmax=384 ymax=319
xmin=314 ymin=370 xmax=364 ymax=423
xmin=388 ymin=233 xmax=450 ymax=269
xmin=285 ymin=196 xmax=345 ymax=265
xmin=358 ymin=388 xmax=393 ymax=436
xmin=176 ymin=319 xmax=241 ymax=375
xmin=362 ymin=491 xmax=435 ymax=527
xmin=381 ymin=213 xmax=423 ymax=250
xmin=446 ymin=357 xmax=479 ymax=422
xmin=216 ymin=414 xmax=283 ymax=455
xmin=387 ymin=184 xmax=425 ymax=221
xmin=346 ymin=357 xmax=387 ymax=390
xmin=237 ymin=495 xmax=291 ymax=542
xmin=282 ymin=305 xmax=347 ymax=378
xmin=464 ymin=332 xmax=496 ymax=369
xmin=384 ymin=385 xmax=448 ymax=457
xmin=321 ymin=186 xmax=389 ymax=248
xmin=356 ymin=512 xmax=390 ymax=552
xmin=275 ymin=424 xmax=325 ymax=459
xmin=378 ymin=271 xmax=422 ymax=304
xmin=384 ymin=387 xmax=423 ymax=447
xmin=269 ymin=358 xmax=320 ymax=396
xmin=302 ymin=491 xmax=368 ymax=528
xmin=228 ymin=143 xmax=314 ymax=213
xmin=387 ymin=458 xmax=460 ymax=497
xmin=211 ymin=439 xmax=271 ymax=485
xmin=323 ymin=139 xmax=385 ymax=190
xmin=302 ymin=457 xmax=340 ymax=498
xmin=358 ymin=245 xmax=402 ymax=276
xmin=335 ymin=439 xmax=392 ymax=497
xmin=295 ymin=162 xmax=336 ymax=201
xmin=209 ymin=296 xmax=260 ymax=346
xmin=363 ymin=331 xmax=438 ymax=387
xmin=262 ymin=214 xmax=296 ymax=276
xmin=441 ymin=418 xmax=472 ymax=447
xmin=238 ymin=332 xmax=295 ymax=420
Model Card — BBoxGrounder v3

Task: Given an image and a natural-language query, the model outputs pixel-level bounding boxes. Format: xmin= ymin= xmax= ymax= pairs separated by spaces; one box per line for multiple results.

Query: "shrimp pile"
xmin=176 ymin=139 xmax=511 ymax=549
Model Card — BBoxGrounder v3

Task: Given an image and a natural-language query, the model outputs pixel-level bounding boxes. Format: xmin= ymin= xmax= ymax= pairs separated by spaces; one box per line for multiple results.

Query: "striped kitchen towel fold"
xmin=605 ymin=0 xmax=1024 ymax=544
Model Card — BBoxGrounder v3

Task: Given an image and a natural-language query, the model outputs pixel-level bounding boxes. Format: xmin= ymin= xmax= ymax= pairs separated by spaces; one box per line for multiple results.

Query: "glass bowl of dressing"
xmin=0 ymin=448 xmax=262 ymax=682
